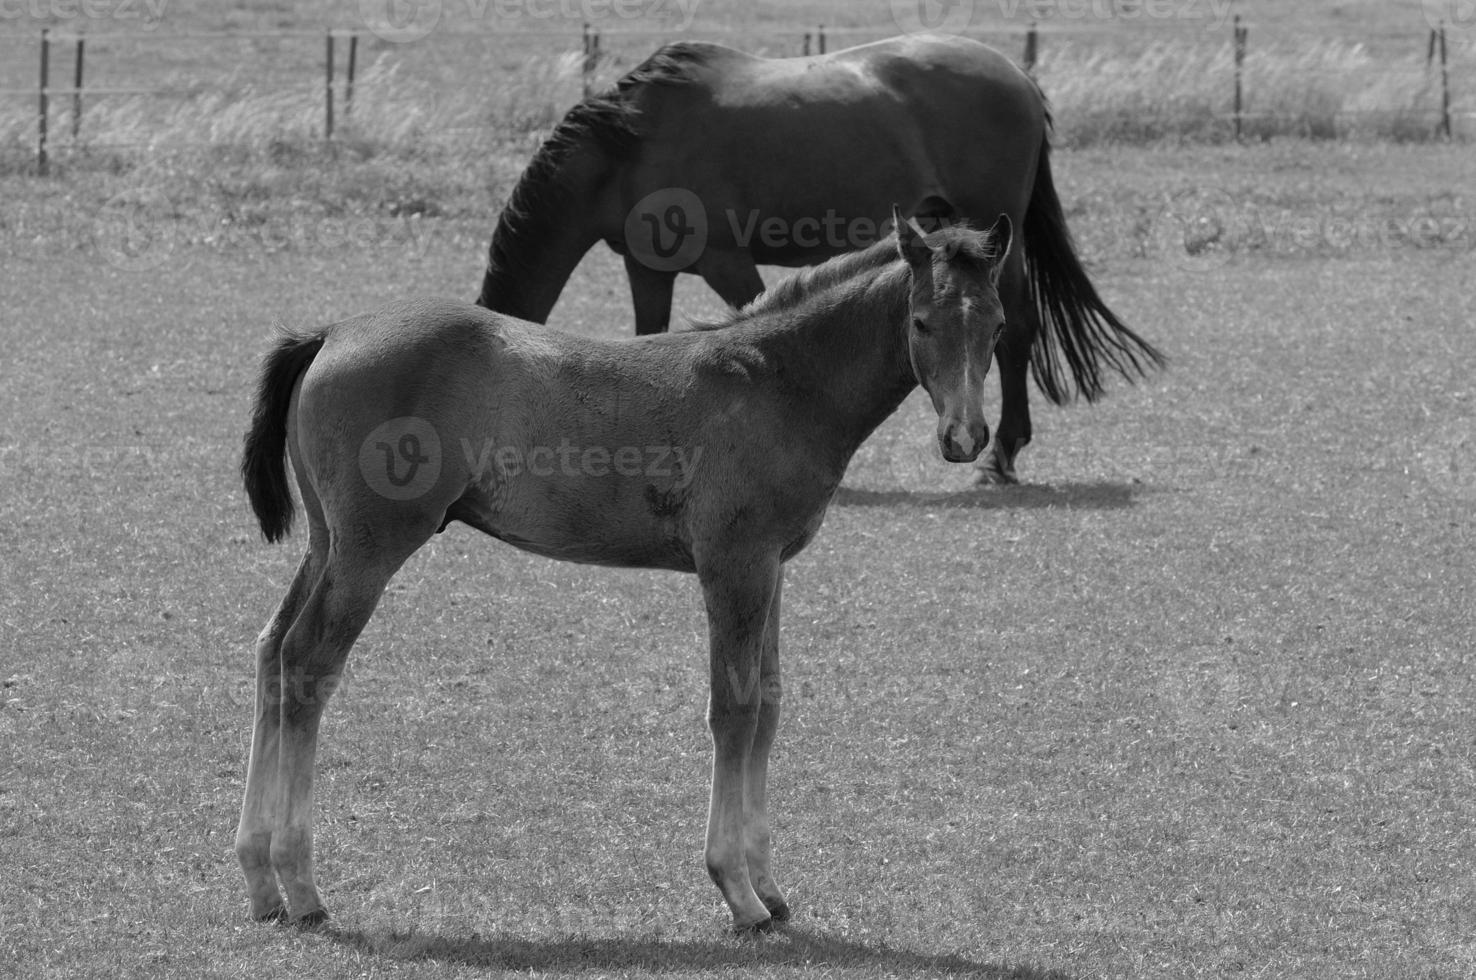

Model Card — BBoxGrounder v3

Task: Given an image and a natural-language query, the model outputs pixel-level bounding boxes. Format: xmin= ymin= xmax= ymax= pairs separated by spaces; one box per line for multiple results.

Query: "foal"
xmin=237 ymin=210 xmax=1012 ymax=933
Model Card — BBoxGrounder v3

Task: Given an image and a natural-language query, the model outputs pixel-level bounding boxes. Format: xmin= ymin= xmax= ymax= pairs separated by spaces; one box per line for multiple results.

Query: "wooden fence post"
xmin=1233 ymin=15 xmax=1248 ymax=142
xmin=817 ymin=24 xmax=826 ymax=55
xmin=38 ymin=28 xmax=50 ymax=176
xmin=1437 ymin=23 xmax=1452 ymax=139
xmin=72 ymin=34 xmax=85 ymax=140
xmin=1023 ymin=22 xmax=1038 ymax=74
xmin=345 ymin=32 xmax=358 ymax=120
xmin=581 ymin=23 xmax=602 ymax=98
xmin=325 ymin=31 xmax=336 ymax=140
xmin=802 ymin=32 xmax=811 ymax=56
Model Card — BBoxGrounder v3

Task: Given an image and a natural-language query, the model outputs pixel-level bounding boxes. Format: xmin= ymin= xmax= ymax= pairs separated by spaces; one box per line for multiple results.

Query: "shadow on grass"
xmin=834 ymin=480 xmax=1141 ymax=511
xmin=326 ymin=922 xmax=1075 ymax=978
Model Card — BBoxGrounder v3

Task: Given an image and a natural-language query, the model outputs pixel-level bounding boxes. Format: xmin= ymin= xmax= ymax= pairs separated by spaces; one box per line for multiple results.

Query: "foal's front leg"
xmin=699 ymin=553 xmax=782 ymax=934
xmin=743 ymin=571 xmax=788 ymax=921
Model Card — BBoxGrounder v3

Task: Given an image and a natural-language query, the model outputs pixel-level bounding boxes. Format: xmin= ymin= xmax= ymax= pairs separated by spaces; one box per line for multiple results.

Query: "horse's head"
xmin=894 ymin=206 xmax=1013 ymax=464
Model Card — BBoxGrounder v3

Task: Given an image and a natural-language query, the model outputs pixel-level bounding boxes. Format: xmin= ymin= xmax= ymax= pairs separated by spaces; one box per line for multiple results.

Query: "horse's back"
xmin=638 ymin=34 xmax=1039 ymax=118
xmin=622 ymin=34 xmax=1046 ymax=250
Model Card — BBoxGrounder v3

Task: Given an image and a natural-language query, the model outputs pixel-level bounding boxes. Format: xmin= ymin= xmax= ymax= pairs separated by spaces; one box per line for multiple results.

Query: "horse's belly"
xmin=450 ymin=479 xmax=697 ymax=573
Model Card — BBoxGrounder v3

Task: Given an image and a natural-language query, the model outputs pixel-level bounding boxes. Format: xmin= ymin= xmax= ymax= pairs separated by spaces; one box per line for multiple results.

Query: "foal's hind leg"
xmin=267 ymin=527 xmax=429 ymax=925
xmin=978 ymin=253 xmax=1036 ymax=485
xmin=743 ymin=571 xmax=788 ymax=921
xmin=236 ymin=548 xmax=321 ymax=921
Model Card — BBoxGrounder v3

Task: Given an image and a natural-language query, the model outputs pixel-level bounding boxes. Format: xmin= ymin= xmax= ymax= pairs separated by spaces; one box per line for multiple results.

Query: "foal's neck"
xmin=747 ymin=260 xmax=918 ymax=458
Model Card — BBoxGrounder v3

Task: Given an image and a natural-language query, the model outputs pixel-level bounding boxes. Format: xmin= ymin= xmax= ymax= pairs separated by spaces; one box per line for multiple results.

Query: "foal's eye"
xmin=912 ymin=317 xmax=929 ymax=334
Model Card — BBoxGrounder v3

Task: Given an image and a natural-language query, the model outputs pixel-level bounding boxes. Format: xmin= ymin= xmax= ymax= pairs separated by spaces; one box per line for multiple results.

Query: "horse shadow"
xmin=325 ymin=922 xmax=1077 ymax=978
xmin=834 ymin=480 xmax=1142 ymax=511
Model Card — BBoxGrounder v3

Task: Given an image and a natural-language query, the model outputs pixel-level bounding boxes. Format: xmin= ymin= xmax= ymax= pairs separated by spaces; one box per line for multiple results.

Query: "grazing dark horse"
xmin=237 ymin=212 xmax=1012 ymax=933
xmin=474 ymin=33 xmax=1163 ymax=483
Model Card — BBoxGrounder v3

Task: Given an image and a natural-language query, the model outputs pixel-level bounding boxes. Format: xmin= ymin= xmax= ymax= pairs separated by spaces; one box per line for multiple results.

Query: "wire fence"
xmin=1 ymin=17 xmax=1469 ymax=175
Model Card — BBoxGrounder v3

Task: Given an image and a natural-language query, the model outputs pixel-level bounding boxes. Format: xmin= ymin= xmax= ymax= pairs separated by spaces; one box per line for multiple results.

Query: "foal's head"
xmin=894 ymin=206 xmax=1013 ymax=463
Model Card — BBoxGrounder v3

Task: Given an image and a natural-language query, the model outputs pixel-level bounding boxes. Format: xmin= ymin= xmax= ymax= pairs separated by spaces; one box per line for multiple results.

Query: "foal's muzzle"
xmin=939 ymin=419 xmax=989 ymax=463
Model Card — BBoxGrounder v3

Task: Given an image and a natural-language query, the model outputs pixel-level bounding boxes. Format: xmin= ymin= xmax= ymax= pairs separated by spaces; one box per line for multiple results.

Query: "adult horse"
xmin=474 ymin=33 xmax=1163 ymax=483
xmin=237 ymin=212 xmax=1010 ymax=933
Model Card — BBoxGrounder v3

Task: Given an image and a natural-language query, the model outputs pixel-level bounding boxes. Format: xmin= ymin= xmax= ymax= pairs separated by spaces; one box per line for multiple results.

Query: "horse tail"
xmin=1022 ymin=134 xmax=1165 ymax=404
xmin=241 ymin=331 xmax=324 ymax=543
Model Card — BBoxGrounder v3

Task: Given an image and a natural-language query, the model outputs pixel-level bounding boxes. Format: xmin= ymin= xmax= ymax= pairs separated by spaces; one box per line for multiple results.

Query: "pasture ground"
xmin=2 ymin=139 xmax=1475 ymax=979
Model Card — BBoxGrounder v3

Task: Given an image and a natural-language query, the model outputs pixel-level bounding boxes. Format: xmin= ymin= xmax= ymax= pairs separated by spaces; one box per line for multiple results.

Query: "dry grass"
xmin=1038 ymin=36 xmax=1472 ymax=144
xmin=0 ymin=20 xmax=1469 ymax=193
xmin=3 ymin=141 xmax=1474 ymax=979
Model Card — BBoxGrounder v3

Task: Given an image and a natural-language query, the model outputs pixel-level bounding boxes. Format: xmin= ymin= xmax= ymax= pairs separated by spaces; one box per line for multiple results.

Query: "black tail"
xmin=241 ymin=331 xmax=325 ymax=543
xmin=1023 ymin=135 xmax=1165 ymax=404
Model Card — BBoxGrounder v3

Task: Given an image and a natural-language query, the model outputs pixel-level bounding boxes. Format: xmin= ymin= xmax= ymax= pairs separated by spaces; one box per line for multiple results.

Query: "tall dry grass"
xmin=1039 ymin=37 xmax=1470 ymax=144
xmin=0 ymin=34 xmax=1467 ymax=223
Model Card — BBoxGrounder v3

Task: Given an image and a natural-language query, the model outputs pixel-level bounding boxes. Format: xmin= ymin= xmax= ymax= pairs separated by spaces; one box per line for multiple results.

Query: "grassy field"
xmin=2 ymin=134 xmax=1474 ymax=979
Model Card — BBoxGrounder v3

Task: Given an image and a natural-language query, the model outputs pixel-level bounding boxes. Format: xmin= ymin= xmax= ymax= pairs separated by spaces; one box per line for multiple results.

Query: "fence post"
xmin=581 ymin=23 xmax=590 ymax=97
xmin=818 ymin=24 xmax=826 ymax=55
xmin=1023 ymin=21 xmax=1038 ymax=74
xmin=325 ymin=31 xmax=335 ymax=140
xmin=1437 ymin=23 xmax=1451 ymax=139
xmin=581 ymin=23 xmax=601 ymax=98
xmin=72 ymin=34 xmax=84 ymax=140
xmin=38 ymin=28 xmax=50 ymax=176
xmin=802 ymin=32 xmax=811 ymax=56
xmin=345 ymin=32 xmax=358 ymax=121
xmin=1232 ymin=15 xmax=1247 ymax=142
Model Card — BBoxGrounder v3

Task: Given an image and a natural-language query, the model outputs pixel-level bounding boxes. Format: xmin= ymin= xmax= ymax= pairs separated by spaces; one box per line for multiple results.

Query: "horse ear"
xmin=985 ymin=213 xmax=1014 ymax=285
xmin=986 ymin=213 xmax=1014 ymax=263
xmin=893 ymin=204 xmax=931 ymax=268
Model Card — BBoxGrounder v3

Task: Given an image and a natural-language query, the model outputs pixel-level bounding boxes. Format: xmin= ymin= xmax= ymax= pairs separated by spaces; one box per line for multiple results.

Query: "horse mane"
xmin=488 ymin=44 xmax=709 ymax=282
xmin=689 ymin=223 xmax=1006 ymax=332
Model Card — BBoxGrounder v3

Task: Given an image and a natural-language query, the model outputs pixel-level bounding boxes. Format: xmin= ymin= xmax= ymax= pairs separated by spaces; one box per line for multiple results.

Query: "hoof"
xmin=971 ymin=465 xmax=1018 ymax=487
xmin=251 ymin=904 xmax=289 ymax=924
xmin=733 ymin=915 xmax=775 ymax=937
xmin=766 ymin=901 xmax=791 ymax=922
xmin=292 ymin=907 xmax=330 ymax=929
